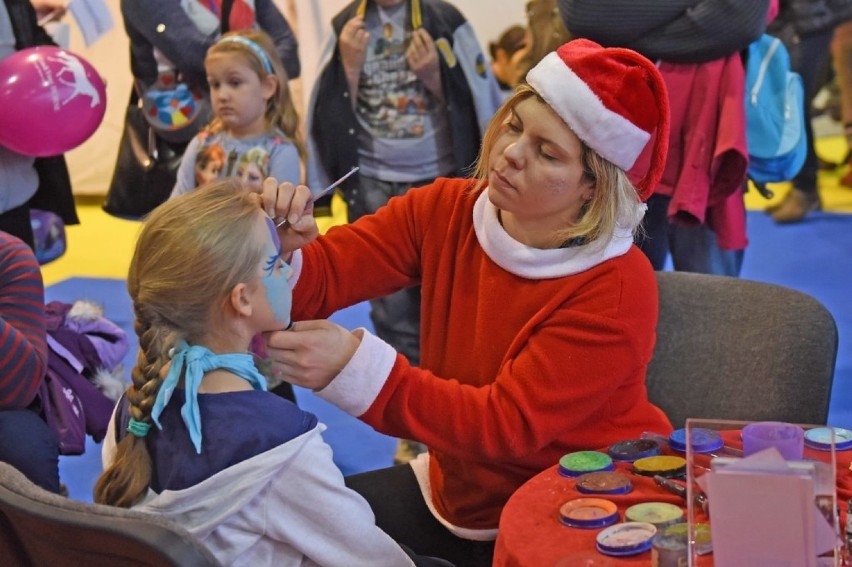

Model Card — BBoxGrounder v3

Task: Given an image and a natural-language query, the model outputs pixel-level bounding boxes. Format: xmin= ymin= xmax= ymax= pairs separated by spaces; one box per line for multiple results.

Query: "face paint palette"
xmin=803 ymin=426 xmax=852 ymax=451
xmin=624 ymin=502 xmax=684 ymax=528
xmin=558 ymin=451 xmax=614 ymax=477
xmin=595 ymin=522 xmax=657 ymax=557
xmin=558 ymin=497 xmax=619 ymax=529
xmin=607 ymin=438 xmax=661 ymax=462
xmin=574 ymin=471 xmax=633 ymax=496
xmin=632 ymin=455 xmax=687 ymax=479
xmin=668 ymin=427 xmax=724 ymax=454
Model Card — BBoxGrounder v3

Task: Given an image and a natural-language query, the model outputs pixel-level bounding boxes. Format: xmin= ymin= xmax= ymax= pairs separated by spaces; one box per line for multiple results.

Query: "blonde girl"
xmin=171 ymin=29 xmax=305 ymax=197
xmin=95 ymin=181 xmax=426 ymax=566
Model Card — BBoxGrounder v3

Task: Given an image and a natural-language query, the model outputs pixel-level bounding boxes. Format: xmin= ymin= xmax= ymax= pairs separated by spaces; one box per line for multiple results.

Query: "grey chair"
xmin=646 ymin=271 xmax=838 ymax=429
xmin=0 ymin=462 xmax=221 ymax=567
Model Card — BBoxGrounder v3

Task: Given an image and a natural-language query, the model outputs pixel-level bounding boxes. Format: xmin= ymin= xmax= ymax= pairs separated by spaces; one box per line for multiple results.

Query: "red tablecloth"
xmin=494 ymin=431 xmax=852 ymax=566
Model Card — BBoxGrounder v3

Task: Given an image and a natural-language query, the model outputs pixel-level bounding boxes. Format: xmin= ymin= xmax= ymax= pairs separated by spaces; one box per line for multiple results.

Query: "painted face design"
xmin=261 ymin=216 xmax=293 ymax=327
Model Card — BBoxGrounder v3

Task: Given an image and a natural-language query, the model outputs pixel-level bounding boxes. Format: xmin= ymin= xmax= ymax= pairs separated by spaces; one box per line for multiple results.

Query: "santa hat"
xmin=526 ymin=39 xmax=669 ymax=201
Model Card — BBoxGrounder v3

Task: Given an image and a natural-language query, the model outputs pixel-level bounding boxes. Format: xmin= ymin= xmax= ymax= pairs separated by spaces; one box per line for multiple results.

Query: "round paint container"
xmin=663 ymin=522 xmax=713 ymax=555
xmin=804 ymin=426 xmax=852 ymax=451
xmin=558 ymin=497 xmax=619 ymax=529
xmin=650 ymin=524 xmax=689 ymax=567
xmin=608 ymin=438 xmax=661 ymax=462
xmin=558 ymin=451 xmax=614 ymax=477
xmin=575 ymin=471 xmax=633 ymax=496
xmin=624 ymin=502 xmax=685 ymax=528
xmin=595 ymin=521 xmax=657 ymax=557
xmin=668 ymin=428 xmax=724 ymax=454
xmin=633 ymin=455 xmax=687 ymax=479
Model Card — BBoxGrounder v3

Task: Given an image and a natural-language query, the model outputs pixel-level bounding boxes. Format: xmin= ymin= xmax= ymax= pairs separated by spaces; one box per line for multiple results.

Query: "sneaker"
xmin=769 ymin=188 xmax=821 ymax=223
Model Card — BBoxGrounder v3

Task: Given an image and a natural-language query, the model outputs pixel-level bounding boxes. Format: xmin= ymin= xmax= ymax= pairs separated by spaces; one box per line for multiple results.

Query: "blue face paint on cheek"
xmin=261 ymin=217 xmax=292 ymax=326
xmin=263 ymin=264 xmax=292 ymax=326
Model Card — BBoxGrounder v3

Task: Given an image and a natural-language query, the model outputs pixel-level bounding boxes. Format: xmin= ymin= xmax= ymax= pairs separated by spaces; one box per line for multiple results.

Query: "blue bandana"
xmin=150 ymin=340 xmax=268 ymax=454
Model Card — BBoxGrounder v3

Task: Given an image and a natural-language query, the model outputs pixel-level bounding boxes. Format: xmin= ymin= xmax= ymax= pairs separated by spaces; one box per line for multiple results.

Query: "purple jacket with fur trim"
xmin=43 ymin=300 xmax=129 ymax=442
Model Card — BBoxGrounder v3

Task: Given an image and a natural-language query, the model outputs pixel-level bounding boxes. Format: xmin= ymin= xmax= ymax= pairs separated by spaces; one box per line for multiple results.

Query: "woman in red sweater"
xmin=261 ymin=39 xmax=673 ymax=566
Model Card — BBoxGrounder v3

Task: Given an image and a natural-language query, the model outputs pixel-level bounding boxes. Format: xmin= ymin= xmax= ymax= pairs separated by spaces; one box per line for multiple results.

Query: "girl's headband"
xmin=216 ymin=36 xmax=274 ymax=74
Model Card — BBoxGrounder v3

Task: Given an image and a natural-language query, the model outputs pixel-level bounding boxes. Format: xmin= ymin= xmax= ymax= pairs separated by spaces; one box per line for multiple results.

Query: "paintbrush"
xmin=275 ymin=166 xmax=359 ymax=228
xmin=653 ymin=474 xmax=709 ymax=516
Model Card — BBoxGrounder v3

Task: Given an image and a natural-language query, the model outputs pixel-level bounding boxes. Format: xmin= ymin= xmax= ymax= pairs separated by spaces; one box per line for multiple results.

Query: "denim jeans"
xmin=637 ymin=194 xmax=744 ymax=277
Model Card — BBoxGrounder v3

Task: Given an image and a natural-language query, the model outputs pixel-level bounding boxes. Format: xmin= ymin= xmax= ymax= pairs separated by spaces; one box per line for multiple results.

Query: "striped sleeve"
xmin=0 ymin=232 xmax=47 ymax=409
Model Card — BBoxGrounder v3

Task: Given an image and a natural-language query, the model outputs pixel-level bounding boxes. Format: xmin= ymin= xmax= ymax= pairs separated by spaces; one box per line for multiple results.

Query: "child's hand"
xmin=260 ymin=178 xmax=319 ymax=257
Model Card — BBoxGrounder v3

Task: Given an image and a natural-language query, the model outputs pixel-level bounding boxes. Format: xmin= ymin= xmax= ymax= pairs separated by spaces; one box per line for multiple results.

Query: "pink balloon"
xmin=0 ymin=46 xmax=107 ymax=157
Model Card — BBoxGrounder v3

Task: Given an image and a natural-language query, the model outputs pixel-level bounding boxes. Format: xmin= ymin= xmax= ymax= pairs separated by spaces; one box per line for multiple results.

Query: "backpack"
xmin=744 ymin=34 xmax=807 ymax=185
xmin=29 ymin=209 xmax=66 ymax=265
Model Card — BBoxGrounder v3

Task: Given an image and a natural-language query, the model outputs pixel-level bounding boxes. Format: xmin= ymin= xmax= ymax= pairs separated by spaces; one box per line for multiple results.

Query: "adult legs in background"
xmin=0 ymin=410 xmax=60 ymax=493
xmin=771 ymin=28 xmax=836 ymax=223
xmin=345 ymin=465 xmax=495 ymax=567
xmin=348 ymin=175 xmax=429 ymax=463
xmin=637 ymin=194 xmax=744 ymax=277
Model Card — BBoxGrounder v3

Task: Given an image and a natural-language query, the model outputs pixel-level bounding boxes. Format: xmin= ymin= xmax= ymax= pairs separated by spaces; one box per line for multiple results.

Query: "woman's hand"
xmin=260 ymin=178 xmax=320 ymax=257
xmin=264 ymin=320 xmax=362 ymax=391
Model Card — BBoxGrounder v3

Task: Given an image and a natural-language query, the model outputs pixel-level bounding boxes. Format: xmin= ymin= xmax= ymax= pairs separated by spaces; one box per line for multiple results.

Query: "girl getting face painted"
xmin=259 ymin=215 xmax=294 ymax=329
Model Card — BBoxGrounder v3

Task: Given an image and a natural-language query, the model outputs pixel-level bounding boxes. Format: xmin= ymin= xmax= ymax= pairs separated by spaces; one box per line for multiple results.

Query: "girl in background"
xmin=95 ymin=181 xmax=446 ymax=567
xmin=171 ymin=29 xmax=304 ymax=197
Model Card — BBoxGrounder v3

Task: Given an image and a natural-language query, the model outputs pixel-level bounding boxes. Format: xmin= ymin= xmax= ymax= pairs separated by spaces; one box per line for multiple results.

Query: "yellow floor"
xmin=42 ymin=135 xmax=852 ymax=287
xmin=746 ymin=134 xmax=852 ymax=212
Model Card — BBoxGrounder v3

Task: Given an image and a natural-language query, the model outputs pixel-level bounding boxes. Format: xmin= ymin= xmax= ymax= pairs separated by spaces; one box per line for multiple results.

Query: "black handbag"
xmin=102 ymin=91 xmax=187 ymax=220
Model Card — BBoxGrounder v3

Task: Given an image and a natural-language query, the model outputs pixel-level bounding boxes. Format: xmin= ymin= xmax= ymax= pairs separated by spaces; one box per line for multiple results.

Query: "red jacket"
xmin=631 ymin=54 xmax=750 ymax=250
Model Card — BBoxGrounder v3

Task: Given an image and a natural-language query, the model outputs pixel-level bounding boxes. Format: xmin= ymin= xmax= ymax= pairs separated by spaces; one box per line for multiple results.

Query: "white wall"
xmin=63 ymin=0 xmax=525 ymax=195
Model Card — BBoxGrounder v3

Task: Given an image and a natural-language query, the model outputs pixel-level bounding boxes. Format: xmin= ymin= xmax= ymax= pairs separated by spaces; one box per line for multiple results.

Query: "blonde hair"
xmin=516 ymin=0 xmax=571 ymax=79
xmin=94 ymin=181 xmax=266 ymax=507
xmin=472 ymin=84 xmax=643 ymax=246
xmin=205 ymin=29 xmax=306 ymax=164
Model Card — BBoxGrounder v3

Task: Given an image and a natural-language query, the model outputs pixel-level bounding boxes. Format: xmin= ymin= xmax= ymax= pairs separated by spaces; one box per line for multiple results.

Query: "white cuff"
xmin=316 ymin=328 xmax=397 ymax=417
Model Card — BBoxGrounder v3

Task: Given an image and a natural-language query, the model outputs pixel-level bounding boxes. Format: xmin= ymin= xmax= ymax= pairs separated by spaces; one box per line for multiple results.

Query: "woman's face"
xmin=487 ymin=96 xmax=593 ymax=234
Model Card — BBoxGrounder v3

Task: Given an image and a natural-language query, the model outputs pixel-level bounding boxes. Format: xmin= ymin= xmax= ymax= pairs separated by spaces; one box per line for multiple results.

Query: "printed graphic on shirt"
xmin=235 ymin=146 xmax=271 ymax=190
xmin=357 ymin=10 xmax=436 ymax=140
xmin=195 ymin=143 xmax=227 ymax=187
xmin=194 ymin=134 xmax=272 ymax=192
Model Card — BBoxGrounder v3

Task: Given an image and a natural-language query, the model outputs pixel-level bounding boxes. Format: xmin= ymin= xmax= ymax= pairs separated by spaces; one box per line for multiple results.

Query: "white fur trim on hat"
xmin=527 ymin=51 xmax=651 ymax=170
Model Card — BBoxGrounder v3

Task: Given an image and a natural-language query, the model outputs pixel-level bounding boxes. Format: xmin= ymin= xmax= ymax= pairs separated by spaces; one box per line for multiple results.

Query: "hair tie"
xmin=217 ymin=36 xmax=274 ymax=74
xmin=127 ymin=418 xmax=151 ymax=438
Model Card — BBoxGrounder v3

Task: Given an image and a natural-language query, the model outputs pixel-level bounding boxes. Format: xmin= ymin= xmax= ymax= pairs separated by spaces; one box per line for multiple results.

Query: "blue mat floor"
xmin=48 ymin=210 xmax=851 ymax=502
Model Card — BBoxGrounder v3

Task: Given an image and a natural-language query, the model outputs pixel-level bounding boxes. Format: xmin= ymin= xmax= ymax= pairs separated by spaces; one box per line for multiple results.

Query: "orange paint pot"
xmin=558 ymin=497 xmax=619 ymax=529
